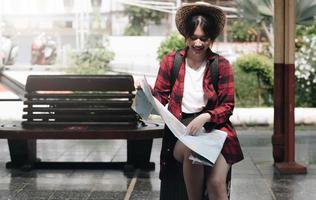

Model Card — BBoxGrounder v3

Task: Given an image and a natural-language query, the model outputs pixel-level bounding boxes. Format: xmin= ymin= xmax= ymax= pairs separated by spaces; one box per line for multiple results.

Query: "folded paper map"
xmin=136 ymin=76 xmax=227 ymax=166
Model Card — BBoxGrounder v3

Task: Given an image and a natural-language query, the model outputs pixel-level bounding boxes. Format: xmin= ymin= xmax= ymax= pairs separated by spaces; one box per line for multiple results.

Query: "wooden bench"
xmin=0 ymin=74 xmax=163 ymax=170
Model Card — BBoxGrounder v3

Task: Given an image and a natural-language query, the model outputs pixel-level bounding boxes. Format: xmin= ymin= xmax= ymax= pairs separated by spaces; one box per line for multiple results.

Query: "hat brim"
xmin=175 ymin=3 xmax=226 ymax=39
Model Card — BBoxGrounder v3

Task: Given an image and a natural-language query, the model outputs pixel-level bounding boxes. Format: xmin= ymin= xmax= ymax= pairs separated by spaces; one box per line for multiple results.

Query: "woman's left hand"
xmin=186 ymin=113 xmax=211 ymax=135
xmin=134 ymin=79 xmax=144 ymax=90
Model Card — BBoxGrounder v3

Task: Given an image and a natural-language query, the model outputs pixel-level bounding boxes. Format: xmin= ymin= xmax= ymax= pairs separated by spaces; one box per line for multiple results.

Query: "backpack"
xmin=170 ymin=49 xmax=219 ymax=92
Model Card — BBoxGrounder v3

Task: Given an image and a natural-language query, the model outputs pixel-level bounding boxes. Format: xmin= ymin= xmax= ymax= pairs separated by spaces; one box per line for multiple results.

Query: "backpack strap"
xmin=210 ymin=53 xmax=219 ymax=92
xmin=170 ymin=49 xmax=219 ymax=93
xmin=170 ymin=49 xmax=183 ymax=88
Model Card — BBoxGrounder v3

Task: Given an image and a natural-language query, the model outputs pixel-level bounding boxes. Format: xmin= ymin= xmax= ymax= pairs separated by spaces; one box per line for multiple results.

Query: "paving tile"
xmin=91 ymin=179 xmax=130 ymax=191
xmin=69 ymin=169 xmax=105 ymax=179
xmin=101 ymin=170 xmax=132 ymax=179
xmin=1 ymin=127 xmax=316 ymax=200
xmin=231 ymin=178 xmax=275 ymax=200
xmin=137 ymin=170 xmax=160 ymax=179
xmin=14 ymin=190 xmax=54 ymax=199
xmin=0 ymin=182 xmax=26 ymax=191
xmin=130 ymin=190 xmax=160 ymax=200
xmin=22 ymin=183 xmax=57 ymax=191
xmin=111 ymin=155 xmax=127 ymax=162
xmin=49 ymin=190 xmax=92 ymax=199
xmin=305 ymin=165 xmax=316 ymax=175
xmin=30 ymin=169 xmax=74 ymax=178
xmin=147 ymin=191 xmax=160 ymax=200
xmin=130 ymin=190 xmax=152 ymax=200
xmin=1 ymin=177 xmax=33 ymax=185
xmin=0 ymin=190 xmax=17 ymax=200
xmin=0 ymin=165 xmax=10 ymax=178
xmin=88 ymin=191 xmax=125 ymax=200
xmin=83 ymin=152 xmax=113 ymax=162
xmin=56 ymin=152 xmax=91 ymax=162
xmin=133 ymin=178 xmax=160 ymax=191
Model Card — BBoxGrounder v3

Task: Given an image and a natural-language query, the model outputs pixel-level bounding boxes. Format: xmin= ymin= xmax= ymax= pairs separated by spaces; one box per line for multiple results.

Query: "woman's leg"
xmin=205 ymin=154 xmax=231 ymax=200
xmin=173 ymin=140 xmax=204 ymax=200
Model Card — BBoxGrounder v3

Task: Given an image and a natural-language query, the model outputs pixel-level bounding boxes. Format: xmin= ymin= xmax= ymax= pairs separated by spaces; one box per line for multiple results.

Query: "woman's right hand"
xmin=186 ymin=113 xmax=211 ymax=135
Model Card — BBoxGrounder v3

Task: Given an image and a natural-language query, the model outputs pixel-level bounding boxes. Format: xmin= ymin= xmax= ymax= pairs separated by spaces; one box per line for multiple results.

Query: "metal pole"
xmin=80 ymin=1 xmax=84 ymax=49
xmin=75 ymin=4 xmax=79 ymax=50
xmin=108 ymin=0 xmax=113 ymax=35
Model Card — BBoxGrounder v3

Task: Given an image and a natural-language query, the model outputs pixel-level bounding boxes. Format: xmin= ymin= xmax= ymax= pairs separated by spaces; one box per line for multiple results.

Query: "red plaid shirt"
xmin=153 ymin=49 xmax=243 ymax=164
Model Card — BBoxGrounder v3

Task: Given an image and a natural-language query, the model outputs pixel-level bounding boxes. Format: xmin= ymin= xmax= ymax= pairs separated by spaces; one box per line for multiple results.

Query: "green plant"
xmin=67 ymin=36 xmax=114 ymax=75
xmin=296 ymin=22 xmax=316 ymax=49
xmin=67 ymin=48 xmax=114 ymax=75
xmin=233 ymin=53 xmax=273 ymax=107
xmin=295 ymin=23 xmax=316 ymax=107
xmin=233 ymin=65 xmax=259 ymax=107
xmin=67 ymin=5 xmax=114 ymax=75
xmin=236 ymin=0 xmax=316 ymax=55
xmin=228 ymin=20 xmax=257 ymax=42
xmin=157 ymin=32 xmax=185 ymax=62
xmin=236 ymin=0 xmax=273 ymax=45
xmin=124 ymin=5 xmax=165 ymax=36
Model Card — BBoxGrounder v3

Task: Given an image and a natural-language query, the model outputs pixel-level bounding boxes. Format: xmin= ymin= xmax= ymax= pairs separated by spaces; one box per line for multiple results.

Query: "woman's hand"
xmin=186 ymin=113 xmax=211 ymax=135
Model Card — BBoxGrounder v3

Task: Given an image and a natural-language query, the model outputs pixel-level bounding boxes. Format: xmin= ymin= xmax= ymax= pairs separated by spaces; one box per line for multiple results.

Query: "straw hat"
xmin=175 ymin=1 xmax=226 ymax=39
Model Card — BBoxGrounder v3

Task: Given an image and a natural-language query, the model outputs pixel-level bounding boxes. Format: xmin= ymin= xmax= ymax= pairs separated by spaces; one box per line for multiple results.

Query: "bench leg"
xmin=127 ymin=139 xmax=155 ymax=170
xmin=6 ymin=139 xmax=38 ymax=170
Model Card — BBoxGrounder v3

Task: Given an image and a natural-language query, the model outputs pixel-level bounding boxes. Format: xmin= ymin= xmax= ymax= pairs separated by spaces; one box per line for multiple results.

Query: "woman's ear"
xmin=185 ymin=38 xmax=189 ymax=46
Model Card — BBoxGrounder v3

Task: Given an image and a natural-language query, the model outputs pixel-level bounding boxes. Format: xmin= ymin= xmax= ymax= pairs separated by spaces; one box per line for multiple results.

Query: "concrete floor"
xmin=0 ymin=126 xmax=316 ymax=200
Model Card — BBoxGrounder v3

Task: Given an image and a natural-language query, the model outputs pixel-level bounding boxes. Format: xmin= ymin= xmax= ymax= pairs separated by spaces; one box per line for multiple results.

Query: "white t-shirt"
xmin=181 ymin=58 xmax=208 ymax=113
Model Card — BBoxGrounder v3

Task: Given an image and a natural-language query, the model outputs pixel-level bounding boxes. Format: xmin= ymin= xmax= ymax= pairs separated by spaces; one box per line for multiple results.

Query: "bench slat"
xmin=24 ymin=100 xmax=133 ymax=107
xmin=25 ymin=75 xmax=135 ymax=91
xmin=1 ymin=120 xmax=163 ymax=140
xmin=25 ymin=93 xmax=135 ymax=99
xmin=23 ymin=114 xmax=137 ymax=121
xmin=23 ymin=107 xmax=132 ymax=114
xmin=21 ymin=121 xmax=138 ymax=127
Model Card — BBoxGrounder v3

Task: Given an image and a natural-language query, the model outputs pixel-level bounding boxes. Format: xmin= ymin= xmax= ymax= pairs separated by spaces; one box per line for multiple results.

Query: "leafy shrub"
xmin=295 ymin=24 xmax=316 ymax=107
xmin=233 ymin=54 xmax=273 ymax=107
xmin=233 ymin=66 xmax=259 ymax=107
xmin=157 ymin=32 xmax=185 ymax=62
xmin=228 ymin=20 xmax=258 ymax=42
xmin=67 ymin=36 xmax=114 ymax=75
xmin=67 ymin=5 xmax=115 ymax=75
xmin=124 ymin=6 xmax=164 ymax=36
xmin=67 ymin=49 xmax=114 ymax=74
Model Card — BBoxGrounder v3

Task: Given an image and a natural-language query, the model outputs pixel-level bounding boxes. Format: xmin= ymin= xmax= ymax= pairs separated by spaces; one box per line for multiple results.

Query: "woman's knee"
xmin=207 ymin=176 xmax=226 ymax=193
xmin=173 ymin=141 xmax=191 ymax=162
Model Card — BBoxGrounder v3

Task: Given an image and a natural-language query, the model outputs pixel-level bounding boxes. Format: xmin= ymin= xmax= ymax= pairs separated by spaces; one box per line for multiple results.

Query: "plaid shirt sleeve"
xmin=208 ymin=57 xmax=235 ymax=124
xmin=152 ymin=53 xmax=174 ymax=106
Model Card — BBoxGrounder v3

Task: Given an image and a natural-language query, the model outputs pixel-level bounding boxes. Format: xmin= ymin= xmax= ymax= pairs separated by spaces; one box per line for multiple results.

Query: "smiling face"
xmin=186 ymin=25 xmax=213 ymax=56
xmin=184 ymin=15 xmax=214 ymax=56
